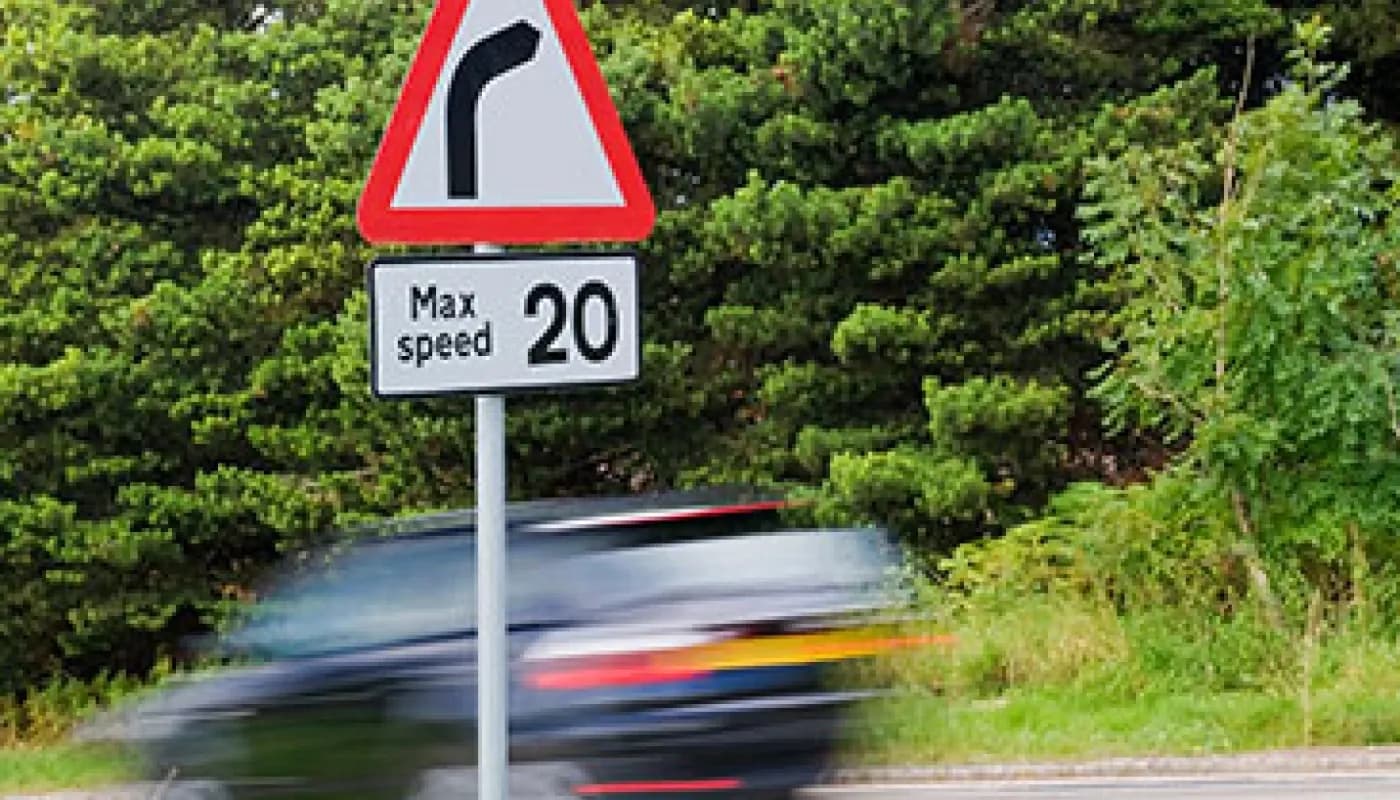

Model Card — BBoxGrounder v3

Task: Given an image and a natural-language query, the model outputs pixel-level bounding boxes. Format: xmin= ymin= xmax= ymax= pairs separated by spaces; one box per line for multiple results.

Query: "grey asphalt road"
xmin=13 ymin=772 xmax=1400 ymax=800
xmin=801 ymin=772 xmax=1400 ymax=799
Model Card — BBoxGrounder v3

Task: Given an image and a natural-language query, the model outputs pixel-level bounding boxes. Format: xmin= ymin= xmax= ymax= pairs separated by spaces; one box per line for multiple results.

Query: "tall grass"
xmin=0 ymin=743 xmax=135 ymax=793
xmin=1 ymin=666 xmax=162 ymax=748
xmin=856 ymin=475 xmax=1400 ymax=763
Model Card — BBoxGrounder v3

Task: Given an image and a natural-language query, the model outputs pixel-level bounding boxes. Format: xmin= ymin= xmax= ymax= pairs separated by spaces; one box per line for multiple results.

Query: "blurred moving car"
xmin=86 ymin=491 xmax=901 ymax=799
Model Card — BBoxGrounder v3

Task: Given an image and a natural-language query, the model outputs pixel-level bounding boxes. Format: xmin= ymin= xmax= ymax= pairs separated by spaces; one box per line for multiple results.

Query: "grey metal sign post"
xmin=474 ymin=244 xmax=508 ymax=800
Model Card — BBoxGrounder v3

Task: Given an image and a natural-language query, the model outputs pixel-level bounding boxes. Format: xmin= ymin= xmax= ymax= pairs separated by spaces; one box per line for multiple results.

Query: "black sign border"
xmin=367 ymin=250 xmax=643 ymax=400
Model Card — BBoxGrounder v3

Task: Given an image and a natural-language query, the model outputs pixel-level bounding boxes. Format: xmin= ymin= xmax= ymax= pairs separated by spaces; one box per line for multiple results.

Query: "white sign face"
xmin=392 ymin=0 xmax=622 ymax=210
xmin=369 ymin=254 xmax=640 ymax=397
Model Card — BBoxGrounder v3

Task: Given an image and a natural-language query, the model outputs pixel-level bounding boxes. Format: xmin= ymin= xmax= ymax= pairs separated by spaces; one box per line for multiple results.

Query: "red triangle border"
xmin=357 ymin=0 xmax=656 ymax=245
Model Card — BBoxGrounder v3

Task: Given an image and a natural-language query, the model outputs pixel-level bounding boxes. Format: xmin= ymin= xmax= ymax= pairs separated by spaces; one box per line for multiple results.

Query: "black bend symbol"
xmin=446 ymin=20 xmax=542 ymax=199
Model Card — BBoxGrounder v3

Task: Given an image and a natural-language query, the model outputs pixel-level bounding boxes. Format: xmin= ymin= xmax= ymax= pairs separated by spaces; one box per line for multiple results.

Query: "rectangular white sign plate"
xmin=369 ymin=252 xmax=640 ymax=397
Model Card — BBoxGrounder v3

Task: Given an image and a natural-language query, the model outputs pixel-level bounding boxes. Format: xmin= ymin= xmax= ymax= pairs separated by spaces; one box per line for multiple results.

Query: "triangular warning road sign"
xmin=357 ymin=0 xmax=656 ymax=245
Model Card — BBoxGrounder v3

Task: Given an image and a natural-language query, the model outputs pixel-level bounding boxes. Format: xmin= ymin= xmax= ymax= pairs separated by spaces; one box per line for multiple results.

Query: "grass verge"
xmin=847 ymin=595 xmax=1400 ymax=767
xmin=841 ymin=475 xmax=1400 ymax=768
xmin=0 ymin=744 xmax=135 ymax=793
xmin=851 ymin=684 xmax=1400 ymax=766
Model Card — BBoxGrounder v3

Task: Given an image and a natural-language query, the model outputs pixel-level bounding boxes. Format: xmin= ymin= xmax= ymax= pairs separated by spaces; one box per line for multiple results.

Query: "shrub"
xmin=0 ymin=667 xmax=160 ymax=747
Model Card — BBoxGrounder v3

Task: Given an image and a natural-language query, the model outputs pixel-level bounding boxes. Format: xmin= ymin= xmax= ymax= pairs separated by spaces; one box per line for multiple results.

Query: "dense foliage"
xmin=2 ymin=0 xmax=1399 ymax=698
xmin=874 ymin=25 xmax=1400 ymax=750
xmin=1084 ymin=22 xmax=1400 ymax=614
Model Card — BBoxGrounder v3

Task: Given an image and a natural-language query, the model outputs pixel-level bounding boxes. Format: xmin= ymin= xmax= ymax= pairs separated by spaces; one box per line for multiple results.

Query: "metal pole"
xmin=475 ymin=243 xmax=508 ymax=800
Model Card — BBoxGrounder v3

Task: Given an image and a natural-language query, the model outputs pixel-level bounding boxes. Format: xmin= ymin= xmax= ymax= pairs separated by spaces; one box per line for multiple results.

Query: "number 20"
xmin=524 ymin=281 xmax=620 ymax=366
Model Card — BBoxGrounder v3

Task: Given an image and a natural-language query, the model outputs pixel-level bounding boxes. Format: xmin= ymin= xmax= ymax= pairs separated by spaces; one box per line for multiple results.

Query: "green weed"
xmin=0 ymin=744 xmax=135 ymax=793
xmin=1 ymin=664 xmax=166 ymax=748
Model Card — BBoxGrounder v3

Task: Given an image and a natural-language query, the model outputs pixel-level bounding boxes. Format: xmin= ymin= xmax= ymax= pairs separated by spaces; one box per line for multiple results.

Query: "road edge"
xmin=834 ymin=746 xmax=1400 ymax=784
xmin=14 ymin=747 xmax=1400 ymax=798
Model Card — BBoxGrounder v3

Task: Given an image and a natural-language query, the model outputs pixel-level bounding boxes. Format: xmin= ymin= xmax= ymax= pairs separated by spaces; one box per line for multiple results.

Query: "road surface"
xmin=803 ymin=772 xmax=1400 ymax=799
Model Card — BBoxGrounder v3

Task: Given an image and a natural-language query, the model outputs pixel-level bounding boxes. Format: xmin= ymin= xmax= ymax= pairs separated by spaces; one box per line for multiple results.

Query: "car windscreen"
xmin=228 ymin=535 xmax=591 ymax=658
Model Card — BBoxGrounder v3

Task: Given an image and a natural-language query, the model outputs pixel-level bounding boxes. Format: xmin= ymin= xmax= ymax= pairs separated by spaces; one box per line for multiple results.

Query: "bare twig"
xmin=1350 ymin=521 xmax=1369 ymax=632
xmin=1386 ymin=373 xmax=1400 ymax=444
xmin=1300 ymin=588 xmax=1322 ymax=746
xmin=1220 ymin=37 xmax=1257 ymax=214
xmin=1230 ymin=487 xmax=1284 ymax=631
xmin=1215 ymin=37 xmax=1256 ymax=392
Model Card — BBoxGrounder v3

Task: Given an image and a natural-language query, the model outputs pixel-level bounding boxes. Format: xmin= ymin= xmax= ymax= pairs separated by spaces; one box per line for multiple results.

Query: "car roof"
xmin=343 ymin=487 xmax=792 ymax=542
